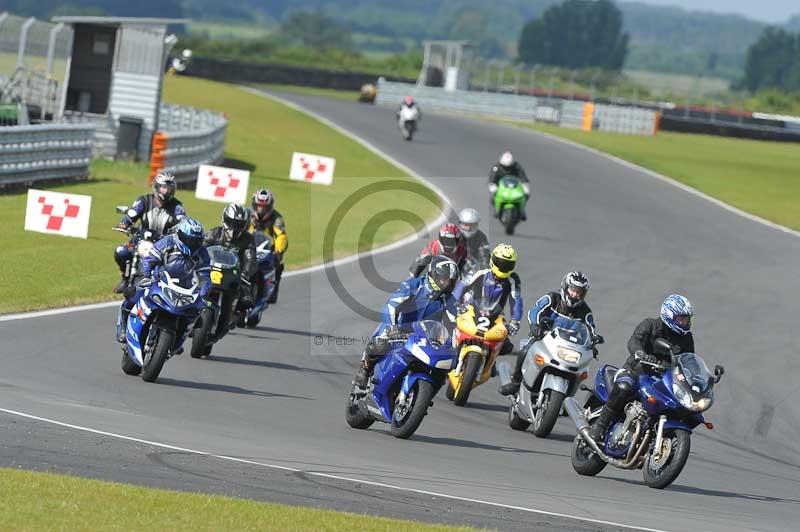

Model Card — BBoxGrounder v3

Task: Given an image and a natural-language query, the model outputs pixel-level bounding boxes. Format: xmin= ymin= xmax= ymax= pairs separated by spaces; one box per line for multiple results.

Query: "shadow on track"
xmin=466 ymin=402 xmax=508 ymax=413
xmin=208 ymin=355 xmax=349 ymax=376
xmin=412 ymin=434 xmax=566 ymax=457
xmin=606 ymin=477 xmax=800 ymax=503
xmin=157 ymin=378 xmax=313 ymax=400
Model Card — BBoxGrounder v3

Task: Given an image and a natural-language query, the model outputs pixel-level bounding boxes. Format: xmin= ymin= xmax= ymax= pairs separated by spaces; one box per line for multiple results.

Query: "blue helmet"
xmin=660 ymin=294 xmax=693 ymax=335
xmin=175 ymin=217 xmax=204 ymax=254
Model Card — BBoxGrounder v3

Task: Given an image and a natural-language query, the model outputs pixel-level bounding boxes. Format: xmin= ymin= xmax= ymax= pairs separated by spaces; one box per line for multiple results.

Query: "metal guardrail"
xmin=0 ymin=123 xmax=93 ymax=187
xmin=377 ymin=80 xmax=659 ymax=136
xmin=151 ymin=104 xmax=227 ymax=183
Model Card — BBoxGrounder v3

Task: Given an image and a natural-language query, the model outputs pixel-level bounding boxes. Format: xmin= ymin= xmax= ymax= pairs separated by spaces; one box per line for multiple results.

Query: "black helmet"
xmin=561 ymin=271 xmax=590 ymax=309
xmin=425 ymin=256 xmax=459 ymax=299
xmin=153 ymin=172 xmax=177 ymax=202
xmin=222 ymin=203 xmax=248 ymax=238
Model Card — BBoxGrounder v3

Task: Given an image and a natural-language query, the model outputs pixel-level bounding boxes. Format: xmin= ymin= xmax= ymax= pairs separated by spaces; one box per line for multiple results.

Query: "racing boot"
xmin=353 ymin=358 xmax=375 ymax=388
xmin=499 ymin=350 xmax=526 ymax=396
xmin=589 ymin=404 xmax=615 ymax=443
xmin=116 ymin=307 xmax=130 ymax=344
xmin=268 ymin=263 xmax=283 ymax=304
xmin=113 ymin=275 xmax=129 ymax=294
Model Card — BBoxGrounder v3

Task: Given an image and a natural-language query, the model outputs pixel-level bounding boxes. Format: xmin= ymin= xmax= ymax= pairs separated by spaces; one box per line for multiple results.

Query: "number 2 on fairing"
xmin=476 ymin=316 xmax=491 ymax=332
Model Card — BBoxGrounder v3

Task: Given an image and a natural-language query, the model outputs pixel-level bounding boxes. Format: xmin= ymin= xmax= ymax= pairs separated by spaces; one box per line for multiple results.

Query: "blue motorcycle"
xmin=565 ymin=339 xmax=724 ymax=489
xmin=345 ymin=320 xmax=455 ymax=439
xmin=239 ymin=231 xmax=276 ymax=329
xmin=121 ymin=268 xmax=205 ymax=382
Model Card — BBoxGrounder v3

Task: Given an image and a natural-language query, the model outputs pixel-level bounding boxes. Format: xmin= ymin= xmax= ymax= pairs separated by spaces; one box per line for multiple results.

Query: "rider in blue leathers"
xmin=115 ymin=218 xmax=211 ymax=343
xmin=353 ymin=256 xmax=460 ymax=387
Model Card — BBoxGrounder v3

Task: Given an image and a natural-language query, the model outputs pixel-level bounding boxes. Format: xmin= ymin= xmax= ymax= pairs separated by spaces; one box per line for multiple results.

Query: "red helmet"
xmin=404 ymin=95 xmax=414 ymax=106
xmin=251 ymin=188 xmax=275 ymax=222
xmin=436 ymin=223 xmax=465 ymax=261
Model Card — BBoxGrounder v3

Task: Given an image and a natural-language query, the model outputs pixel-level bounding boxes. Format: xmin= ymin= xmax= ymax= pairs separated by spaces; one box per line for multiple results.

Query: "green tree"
xmin=741 ymin=27 xmax=800 ymax=92
xmin=279 ymin=10 xmax=354 ymax=51
xmin=518 ymin=0 xmax=628 ymax=70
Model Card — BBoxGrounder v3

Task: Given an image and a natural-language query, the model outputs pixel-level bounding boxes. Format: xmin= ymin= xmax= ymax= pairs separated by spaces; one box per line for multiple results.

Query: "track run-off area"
xmin=1 ymin=90 xmax=799 ymax=532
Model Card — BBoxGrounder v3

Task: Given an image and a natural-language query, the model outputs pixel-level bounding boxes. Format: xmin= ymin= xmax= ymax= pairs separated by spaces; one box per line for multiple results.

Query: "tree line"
xmin=741 ymin=27 xmax=800 ymax=92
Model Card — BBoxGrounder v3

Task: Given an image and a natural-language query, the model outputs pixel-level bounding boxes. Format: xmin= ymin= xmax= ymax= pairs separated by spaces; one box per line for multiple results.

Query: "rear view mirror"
xmin=653 ymin=338 xmax=673 ymax=355
xmin=115 ymin=205 xmax=129 ymax=214
xmin=714 ymin=365 xmax=725 ymax=383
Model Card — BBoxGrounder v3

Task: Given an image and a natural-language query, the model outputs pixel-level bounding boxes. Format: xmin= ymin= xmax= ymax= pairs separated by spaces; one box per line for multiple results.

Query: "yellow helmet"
xmin=490 ymin=243 xmax=517 ymax=279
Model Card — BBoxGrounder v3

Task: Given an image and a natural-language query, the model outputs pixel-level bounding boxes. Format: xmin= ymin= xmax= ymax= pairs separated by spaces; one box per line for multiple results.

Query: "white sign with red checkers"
xmin=24 ymin=189 xmax=92 ymax=239
xmin=196 ymin=164 xmax=251 ymax=204
xmin=289 ymin=152 xmax=335 ymax=186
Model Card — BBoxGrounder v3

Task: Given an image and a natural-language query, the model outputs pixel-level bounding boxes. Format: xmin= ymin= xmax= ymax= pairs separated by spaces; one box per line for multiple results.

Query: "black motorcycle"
xmin=190 ymin=245 xmax=240 ymax=358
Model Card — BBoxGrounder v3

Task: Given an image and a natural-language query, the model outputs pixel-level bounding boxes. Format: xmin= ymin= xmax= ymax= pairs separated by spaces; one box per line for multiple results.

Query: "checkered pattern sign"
xmin=196 ymin=164 xmax=250 ymax=204
xmin=24 ymin=189 xmax=92 ymax=239
xmin=289 ymin=152 xmax=335 ymax=186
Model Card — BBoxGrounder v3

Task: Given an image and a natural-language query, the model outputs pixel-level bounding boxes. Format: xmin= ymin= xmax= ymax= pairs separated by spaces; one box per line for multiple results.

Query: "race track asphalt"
xmin=1 ymin=90 xmax=798 ymax=532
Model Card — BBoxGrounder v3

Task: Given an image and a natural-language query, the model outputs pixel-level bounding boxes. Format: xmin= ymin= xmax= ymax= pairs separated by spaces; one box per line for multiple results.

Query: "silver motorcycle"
xmin=502 ymin=316 xmax=604 ymax=437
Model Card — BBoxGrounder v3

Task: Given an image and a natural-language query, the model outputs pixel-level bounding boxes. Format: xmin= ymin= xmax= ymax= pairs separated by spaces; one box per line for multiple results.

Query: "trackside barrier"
xmin=0 ymin=123 xmax=94 ymax=189
xmin=377 ymin=80 xmax=660 ymax=136
xmin=149 ymin=104 xmax=227 ymax=184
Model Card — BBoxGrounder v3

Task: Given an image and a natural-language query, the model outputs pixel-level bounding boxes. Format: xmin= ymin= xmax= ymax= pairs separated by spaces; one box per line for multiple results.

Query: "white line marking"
xmin=0 ymin=406 xmax=669 ymax=532
xmin=0 ymin=88 xmax=451 ymax=323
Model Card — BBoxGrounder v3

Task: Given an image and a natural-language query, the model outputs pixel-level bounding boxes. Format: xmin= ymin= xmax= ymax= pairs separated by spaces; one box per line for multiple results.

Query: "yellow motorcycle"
xmin=446 ymin=297 xmax=508 ymax=406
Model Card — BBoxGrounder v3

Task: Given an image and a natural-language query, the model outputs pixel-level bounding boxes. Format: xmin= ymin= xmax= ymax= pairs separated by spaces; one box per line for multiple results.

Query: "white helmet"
xmin=458 ymin=207 xmax=480 ymax=238
xmin=499 ymin=151 xmax=514 ymax=167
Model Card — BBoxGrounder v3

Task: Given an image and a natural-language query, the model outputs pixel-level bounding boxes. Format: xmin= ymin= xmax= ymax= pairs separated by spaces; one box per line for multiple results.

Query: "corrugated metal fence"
xmin=0 ymin=123 xmax=93 ymax=188
xmin=150 ymin=103 xmax=227 ymax=183
xmin=377 ymin=80 xmax=659 ymax=136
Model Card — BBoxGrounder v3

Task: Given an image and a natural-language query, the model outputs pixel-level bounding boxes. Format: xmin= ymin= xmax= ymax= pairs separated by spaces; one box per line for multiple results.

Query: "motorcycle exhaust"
xmin=563 ymin=397 xmax=649 ymax=470
xmin=497 ymin=361 xmax=512 ymax=388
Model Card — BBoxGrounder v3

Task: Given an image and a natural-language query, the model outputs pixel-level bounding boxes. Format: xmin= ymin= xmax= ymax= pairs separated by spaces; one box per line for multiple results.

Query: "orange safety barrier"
xmin=149 ymin=131 xmax=169 ymax=184
xmin=582 ymin=102 xmax=595 ymax=132
xmin=653 ymin=111 xmax=662 ymax=136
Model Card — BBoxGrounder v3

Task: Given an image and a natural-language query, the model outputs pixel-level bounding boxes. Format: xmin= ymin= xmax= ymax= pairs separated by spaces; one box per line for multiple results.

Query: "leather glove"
xmin=508 ymin=320 xmax=520 ymax=336
xmin=530 ymin=324 xmax=543 ymax=339
xmin=636 ymin=350 xmax=658 ymax=365
xmin=115 ymin=222 xmax=130 ymax=232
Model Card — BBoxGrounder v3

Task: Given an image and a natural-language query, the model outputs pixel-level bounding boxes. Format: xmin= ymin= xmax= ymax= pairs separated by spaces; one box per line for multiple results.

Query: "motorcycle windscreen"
xmin=552 ymin=316 xmax=591 ymax=347
xmin=674 ymin=353 xmax=713 ymax=394
xmin=418 ymin=320 xmax=448 ymax=348
xmin=207 ymin=245 xmax=239 ymax=268
xmin=499 ymin=176 xmax=520 ymax=188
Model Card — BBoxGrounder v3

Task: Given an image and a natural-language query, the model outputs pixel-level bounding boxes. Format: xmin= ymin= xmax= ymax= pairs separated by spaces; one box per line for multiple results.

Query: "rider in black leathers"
xmin=589 ymin=295 xmax=695 ymax=441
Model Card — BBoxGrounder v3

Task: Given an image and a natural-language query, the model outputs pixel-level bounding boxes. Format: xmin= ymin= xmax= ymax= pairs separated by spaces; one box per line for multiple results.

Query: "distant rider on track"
xmin=489 ymin=151 xmax=530 ymax=220
xmin=249 ymin=189 xmax=288 ymax=304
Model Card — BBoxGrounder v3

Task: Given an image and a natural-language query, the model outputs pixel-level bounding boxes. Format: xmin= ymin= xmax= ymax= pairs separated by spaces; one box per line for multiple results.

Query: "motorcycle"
xmin=397 ymin=106 xmax=419 ymax=141
xmin=445 ymin=295 xmax=509 ymax=407
xmin=190 ymin=245 xmax=241 ymax=358
xmin=238 ymin=231 xmax=276 ymax=329
xmin=113 ymin=209 xmax=156 ymax=344
xmin=121 ymin=267 xmax=204 ymax=382
xmin=565 ymin=339 xmax=724 ymax=489
xmin=493 ymin=176 xmax=527 ymax=235
xmin=504 ymin=316 xmax=603 ymax=438
xmin=346 ymin=320 xmax=455 ymax=439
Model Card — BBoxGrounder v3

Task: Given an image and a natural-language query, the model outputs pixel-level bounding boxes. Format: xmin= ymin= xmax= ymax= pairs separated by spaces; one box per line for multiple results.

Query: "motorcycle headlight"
xmin=672 ymin=382 xmax=714 ymax=412
xmin=557 ymin=347 xmax=581 ymax=364
xmin=161 ymin=285 xmax=198 ymax=309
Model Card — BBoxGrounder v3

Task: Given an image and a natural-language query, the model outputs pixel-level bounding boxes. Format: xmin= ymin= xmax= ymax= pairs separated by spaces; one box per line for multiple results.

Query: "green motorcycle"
xmin=493 ymin=176 xmax=527 ymax=235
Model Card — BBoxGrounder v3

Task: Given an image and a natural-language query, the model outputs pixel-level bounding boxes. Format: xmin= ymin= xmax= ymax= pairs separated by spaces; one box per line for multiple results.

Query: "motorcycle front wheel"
xmin=532 ymin=389 xmax=565 ymax=438
xmin=391 ymin=380 xmax=434 ymax=439
xmin=500 ymin=208 xmax=517 ymax=235
xmin=190 ymin=308 xmax=214 ymax=358
xmin=141 ymin=328 xmax=174 ymax=382
xmin=643 ymin=429 xmax=691 ymax=489
xmin=453 ymin=353 xmax=481 ymax=406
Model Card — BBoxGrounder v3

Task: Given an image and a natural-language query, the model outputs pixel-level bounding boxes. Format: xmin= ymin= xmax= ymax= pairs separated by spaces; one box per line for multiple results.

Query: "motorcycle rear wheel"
xmin=191 ymin=308 xmax=214 ymax=358
xmin=391 ymin=380 xmax=434 ymax=439
xmin=121 ymin=351 xmax=141 ymax=376
xmin=571 ymin=432 xmax=607 ymax=476
xmin=643 ymin=429 xmax=691 ymax=489
xmin=141 ymin=329 xmax=174 ymax=382
xmin=508 ymin=403 xmax=530 ymax=431
xmin=453 ymin=353 xmax=481 ymax=406
xmin=345 ymin=385 xmax=374 ymax=429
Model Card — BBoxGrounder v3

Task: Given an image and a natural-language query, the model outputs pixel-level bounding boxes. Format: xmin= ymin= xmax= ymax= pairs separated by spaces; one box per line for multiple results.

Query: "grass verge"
xmin=513 ymin=123 xmax=800 ymax=231
xmin=0 ymin=467 xmax=481 ymax=532
xmin=0 ymin=76 xmax=440 ymax=314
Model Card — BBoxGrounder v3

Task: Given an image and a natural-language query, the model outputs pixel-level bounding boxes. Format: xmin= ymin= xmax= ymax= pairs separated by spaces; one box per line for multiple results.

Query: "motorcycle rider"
xmin=500 ymin=271 xmax=595 ymax=396
xmin=488 ymin=151 xmax=530 ymax=221
xmin=458 ymin=207 xmax=491 ymax=269
xmin=249 ymin=189 xmax=288 ymax=304
xmin=113 ymin=172 xmax=186 ymax=293
xmin=353 ymin=256 xmax=460 ymax=388
xmin=396 ymin=95 xmax=421 ymax=119
xmin=409 ymin=223 xmax=467 ymax=277
xmin=589 ymin=294 xmax=695 ymax=442
xmin=116 ymin=218 xmax=210 ymax=343
xmin=205 ymin=203 xmax=257 ymax=313
xmin=453 ymin=244 xmax=523 ymax=358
